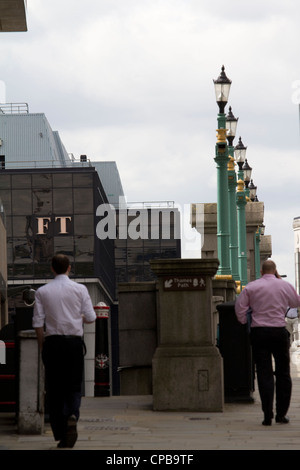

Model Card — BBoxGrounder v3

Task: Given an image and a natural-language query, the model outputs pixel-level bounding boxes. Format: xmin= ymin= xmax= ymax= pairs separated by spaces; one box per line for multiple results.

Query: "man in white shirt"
xmin=32 ymin=254 xmax=96 ymax=448
xmin=285 ymin=307 xmax=300 ymax=346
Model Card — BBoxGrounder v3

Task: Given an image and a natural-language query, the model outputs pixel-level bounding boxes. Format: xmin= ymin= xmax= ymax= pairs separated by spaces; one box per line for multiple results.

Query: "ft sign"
xmin=163 ymin=276 xmax=206 ymax=291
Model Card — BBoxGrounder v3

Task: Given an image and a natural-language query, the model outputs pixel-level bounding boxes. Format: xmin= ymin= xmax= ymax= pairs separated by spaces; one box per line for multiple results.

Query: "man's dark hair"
xmin=51 ymin=254 xmax=70 ymax=274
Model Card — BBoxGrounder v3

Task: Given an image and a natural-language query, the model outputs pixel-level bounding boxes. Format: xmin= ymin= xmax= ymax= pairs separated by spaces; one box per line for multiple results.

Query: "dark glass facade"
xmin=0 ymin=168 xmax=181 ymax=302
xmin=0 ymin=168 xmax=115 ymax=300
xmin=115 ymin=208 xmax=181 ymax=283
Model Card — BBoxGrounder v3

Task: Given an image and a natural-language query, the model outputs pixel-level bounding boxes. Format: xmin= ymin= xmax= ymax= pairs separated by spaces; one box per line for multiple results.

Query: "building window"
xmin=52 ymin=173 xmax=73 ymax=188
xmin=33 ymin=189 xmax=52 ymax=215
xmin=11 ymin=174 xmax=31 ymax=189
xmin=74 ymin=188 xmax=93 ymax=213
xmin=53 ymin=189 xmax=73 ymax=214
xmin=32 ymin=173 xmax=52 ymax=188
xmin=0 ymin=155 xmax=5 ymax=169
xmin=12 ymin=190 xmax=32 ymax=215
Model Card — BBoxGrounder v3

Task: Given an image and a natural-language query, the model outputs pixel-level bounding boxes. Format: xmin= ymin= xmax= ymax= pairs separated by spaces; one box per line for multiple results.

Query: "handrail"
xmin=0 ymin=103 xmax=29 ymax=114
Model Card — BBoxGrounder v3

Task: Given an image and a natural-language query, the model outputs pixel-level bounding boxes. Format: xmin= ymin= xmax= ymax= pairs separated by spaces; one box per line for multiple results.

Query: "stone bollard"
xmin=18 ymin=330 xmax=44 ymax=434
xmin=150 ymin=258 xmax=224 ymax=412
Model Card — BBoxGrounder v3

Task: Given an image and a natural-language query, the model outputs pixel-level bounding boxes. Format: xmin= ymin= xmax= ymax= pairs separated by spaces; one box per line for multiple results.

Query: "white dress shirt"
xmin=32 ymin=274 xmax=96 ymax=337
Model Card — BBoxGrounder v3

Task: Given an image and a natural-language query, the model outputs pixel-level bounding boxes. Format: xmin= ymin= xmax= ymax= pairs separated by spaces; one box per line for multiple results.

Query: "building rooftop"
xmin=0 ymin=0 xmax=27 ymax=32
xmin=0 ymin=104 xmax=125 ymax=206
xmin=0 ymin=110 xmax=71 ymax=168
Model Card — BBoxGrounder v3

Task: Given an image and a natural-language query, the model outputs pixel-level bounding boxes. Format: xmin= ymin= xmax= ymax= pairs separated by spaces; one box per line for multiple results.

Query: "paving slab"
xmin=1 ymin=345 xmax=300 ymax=452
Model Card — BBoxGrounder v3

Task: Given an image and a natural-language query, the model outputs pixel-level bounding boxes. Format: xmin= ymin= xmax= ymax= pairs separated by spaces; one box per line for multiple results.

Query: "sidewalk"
xmin=1 ymin=346 xmax=300 ymax=451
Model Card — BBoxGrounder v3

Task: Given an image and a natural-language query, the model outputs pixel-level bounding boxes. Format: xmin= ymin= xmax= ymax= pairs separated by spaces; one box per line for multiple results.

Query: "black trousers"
xmin=250 ymin=327 xmax=291 ymax=418
xmin=42 ymin=335 xmax=84 ymax=441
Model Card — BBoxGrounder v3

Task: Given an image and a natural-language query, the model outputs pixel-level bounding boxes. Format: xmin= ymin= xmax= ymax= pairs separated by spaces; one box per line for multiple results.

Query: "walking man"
xmin=285 ymin=307 xmax=300 ymax=346
xmin=32 ymin=254 xmax=96 ymax=448
xmin=235 ymin=259 xmax=300 ymax=426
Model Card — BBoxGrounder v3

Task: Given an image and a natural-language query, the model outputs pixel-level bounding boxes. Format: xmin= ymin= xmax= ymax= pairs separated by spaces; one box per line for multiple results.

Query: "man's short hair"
xmin=262 ymin=259 xmax=276 ymax=274
xmin=51 ymin=254 xmax=70 ymax=274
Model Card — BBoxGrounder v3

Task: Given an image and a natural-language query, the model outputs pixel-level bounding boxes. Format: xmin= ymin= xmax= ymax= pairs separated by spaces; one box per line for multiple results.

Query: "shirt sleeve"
xmin=285 ymin=283 xmax=300 ymax=308
xmin=235 ymin=288 xmax=250 ymax=324
xmin=32 ymin=290 xmax=46 ymax=328
xmin=80 ymin=285 xmax=96 ymax=322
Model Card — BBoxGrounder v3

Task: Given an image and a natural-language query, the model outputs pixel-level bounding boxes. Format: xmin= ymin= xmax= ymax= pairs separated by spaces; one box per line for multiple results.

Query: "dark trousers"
xmin=250 ymin=327 xmax=291 ymax=418
xmin=42 ymin=336 xmax=84 ymax=441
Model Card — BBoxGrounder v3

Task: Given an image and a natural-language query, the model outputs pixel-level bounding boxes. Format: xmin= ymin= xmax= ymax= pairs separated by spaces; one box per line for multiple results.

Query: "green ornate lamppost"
xmin=236 ymin=179 xmax=248 ymax=287
xmin=248 ymin=179 xmax=257 ymax=202
xmin=213 ymin=66 xmax=232 ymax=277
xmin=242 ymin=159 xmax=252 ymax=199
xmin=226 ymin=106 xmax=240 ymax=281
xmin=234 ymin=136 xmax=248 ymax=287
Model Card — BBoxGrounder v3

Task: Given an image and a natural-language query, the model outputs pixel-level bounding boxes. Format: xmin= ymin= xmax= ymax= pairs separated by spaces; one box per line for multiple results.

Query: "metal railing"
xmin=0 ymin=103 xmax=29 ymax=114
xmin=0 ymin=159 xmax=92 ymax=169
xmin=118 ymin=201 xmax=175 ymax=209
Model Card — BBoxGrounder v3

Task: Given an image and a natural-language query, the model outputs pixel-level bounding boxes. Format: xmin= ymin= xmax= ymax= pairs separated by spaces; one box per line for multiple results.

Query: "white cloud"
xmin=61 ymin=124 xmax=216 ymax=203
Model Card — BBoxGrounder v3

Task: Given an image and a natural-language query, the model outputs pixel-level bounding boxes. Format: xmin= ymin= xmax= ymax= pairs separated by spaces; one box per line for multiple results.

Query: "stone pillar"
xmin=118 ymin=282 xmax=157 ymax=395
xmin=245 ymin=201 xmax=264 ymax=282
xmin=18 ymin=330 xmax=44 ymax=434
xmin=150 ymin=258 xmax=224 ymax=412
xmin=191 ymin=201 xmax=269 ymax=283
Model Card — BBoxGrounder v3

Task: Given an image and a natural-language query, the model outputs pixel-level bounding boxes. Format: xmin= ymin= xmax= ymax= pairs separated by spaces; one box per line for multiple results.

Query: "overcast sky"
xmin=1 ymin=0 xmax=300 ymax=283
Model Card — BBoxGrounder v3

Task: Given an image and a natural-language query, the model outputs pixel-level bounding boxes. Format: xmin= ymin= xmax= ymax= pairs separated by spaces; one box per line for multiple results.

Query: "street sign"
xmin=163 ymin=276 xmax=206 ymax=291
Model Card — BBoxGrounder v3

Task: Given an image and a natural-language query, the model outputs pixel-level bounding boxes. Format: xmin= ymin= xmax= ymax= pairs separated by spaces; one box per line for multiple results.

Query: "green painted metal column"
xmin=214 ymin=120 xmax=231 ymax=276
xmin=213 ymin=66 xmax=232 ymax=278
xmin=236 ymin=179 xmax=248 ymax=287
xmin=227 ymin=155 xmax=239 ymax=280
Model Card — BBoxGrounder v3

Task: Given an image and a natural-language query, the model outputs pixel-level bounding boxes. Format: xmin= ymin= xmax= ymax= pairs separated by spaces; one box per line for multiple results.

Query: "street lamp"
xmin=213 ymin=66 xmax=232 ymax=277
xmin=248 ymin=179 xmax=257 ymax=201
xmin=213 ymin=65 xmax=232 ymax=114
xmin=242 ymin=159 xmax=252 ymax=191
xmin=226 ymin=107 xmax=240 ymax=281
xmin=234 ymin=137 xmax=248 ymax=286
xmin=226 ymin=106 xmax=238 ymax=146
xmin=234 ymin=137 xmax=247 ymax=175
xmin=236 ymin=179 xmax=248 ymax=287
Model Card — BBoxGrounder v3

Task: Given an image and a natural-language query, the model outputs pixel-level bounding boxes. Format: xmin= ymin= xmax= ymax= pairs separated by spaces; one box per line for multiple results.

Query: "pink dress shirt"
xmin=235 ymin=274 xmax=300 ymax=328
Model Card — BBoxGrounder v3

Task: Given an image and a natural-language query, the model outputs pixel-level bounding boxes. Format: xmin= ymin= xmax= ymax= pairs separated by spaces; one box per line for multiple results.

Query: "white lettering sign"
xmin=37 ymin=217 xmax=51 ymax=235
xmin=55 ymin=216 xmax=72 ymax=234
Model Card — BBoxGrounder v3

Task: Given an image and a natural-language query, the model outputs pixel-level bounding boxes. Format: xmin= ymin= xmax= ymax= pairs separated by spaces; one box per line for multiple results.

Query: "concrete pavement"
xmin=1 ymin=345 xmax=300 ymax=451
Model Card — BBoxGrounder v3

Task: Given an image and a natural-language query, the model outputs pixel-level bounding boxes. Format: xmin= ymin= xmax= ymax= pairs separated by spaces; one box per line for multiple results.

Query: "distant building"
xmin=0 ymin=0 xmax=27 ymax=32
xmin=115 ymin=203 xmax=181 ymax=284
xmin=0 ymin=197 xmax=7 ymax=327
xmin=0 ymin=104 xmax=181 ymax=397
xmin=0 ymin=0 xmax=28 ymax=331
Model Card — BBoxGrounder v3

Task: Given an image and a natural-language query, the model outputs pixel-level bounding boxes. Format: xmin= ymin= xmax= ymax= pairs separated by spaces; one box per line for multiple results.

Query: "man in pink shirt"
xmin=235 ymin=259 xmax=300 ymax=426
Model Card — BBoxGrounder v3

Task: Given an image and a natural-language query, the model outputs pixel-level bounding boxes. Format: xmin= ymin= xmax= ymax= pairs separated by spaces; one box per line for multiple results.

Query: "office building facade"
xmin=0 ymin=105 xmax=181 ymax=397
xmin=0 ymin=167 xmax=114 ymax=292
